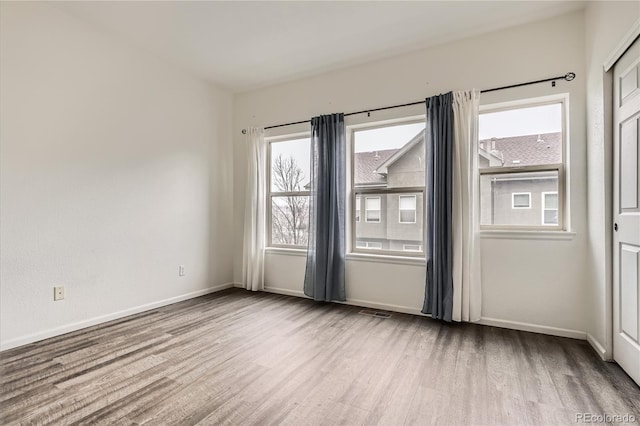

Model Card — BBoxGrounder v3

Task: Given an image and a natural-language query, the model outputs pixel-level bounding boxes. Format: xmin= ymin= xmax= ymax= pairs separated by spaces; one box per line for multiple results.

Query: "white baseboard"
xmin=0 ymin=282 xmax=234 ymax=352
xmin=263 ymin=287 xmax=589 ymax=340
xmin=478 ymin=317 xmax=586 ymax=340
xmin=263 ymin=286 xmax=426 ymax=316
xmin=586 ymin=333 xmax=610 ymax=360
xmin=263 ymin=286 xmax=305 ymax=298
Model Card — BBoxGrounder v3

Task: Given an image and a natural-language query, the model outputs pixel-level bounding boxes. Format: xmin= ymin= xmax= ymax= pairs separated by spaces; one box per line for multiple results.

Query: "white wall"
xmin=234 ymin=11 xmax=589 ymax=336
xmin=584 ymin=2 xmax=640 ymax=358
xmin=0 ymin=3 xmax=234 ymax=349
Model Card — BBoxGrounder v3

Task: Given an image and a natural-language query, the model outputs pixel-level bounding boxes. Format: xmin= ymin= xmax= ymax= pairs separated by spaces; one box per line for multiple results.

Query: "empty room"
xmin=1 ymin=1 xmax=639 ymax=424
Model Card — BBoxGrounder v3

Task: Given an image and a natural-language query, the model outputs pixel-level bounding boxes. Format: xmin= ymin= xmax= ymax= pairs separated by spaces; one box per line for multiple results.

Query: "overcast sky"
xmin=479 ymin=103 xmax=561 ymax=140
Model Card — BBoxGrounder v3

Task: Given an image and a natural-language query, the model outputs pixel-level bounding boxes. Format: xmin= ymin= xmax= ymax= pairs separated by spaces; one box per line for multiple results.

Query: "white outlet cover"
xmin=54 ymin=286 xmax=65 ymax=301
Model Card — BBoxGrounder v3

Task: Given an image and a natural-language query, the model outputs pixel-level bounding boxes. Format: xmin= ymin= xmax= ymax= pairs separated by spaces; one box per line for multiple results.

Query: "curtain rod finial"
xmin=565 ymin=72 xmax=576 ymax=81
xmin=241 ymin=129 xmax=247 ymax=134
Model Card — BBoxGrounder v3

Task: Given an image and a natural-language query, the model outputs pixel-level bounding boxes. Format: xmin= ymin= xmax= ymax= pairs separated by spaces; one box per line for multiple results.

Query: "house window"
xmin=356 ymin=241 xmax=383 ymax=249
xmin=542 ymin=192 xmax=559 ymax=225
xmin=399 ymin=195 xmax=417 ymax=223
xmin=355 ymin=196 xmax=361 ymax=222
xmin=479 ymin=96 xmax=566 ymax=230
xmin=352 ymin=120 xmax=425 ymax=255
xmin=365 ymin=197 xmax=381 ymax=222
xmin=512 ymin=193 xmax=531 ymax=209
xmin=403 ymin=244 xmax=422 ymax=252
xmin=268 ymin=136 xmax=310 ymax=247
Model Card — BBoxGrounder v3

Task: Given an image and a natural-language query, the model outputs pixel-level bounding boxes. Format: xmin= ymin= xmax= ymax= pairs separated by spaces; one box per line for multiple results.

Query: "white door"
xmin=613 ymin=36 xmax=640 ymax=386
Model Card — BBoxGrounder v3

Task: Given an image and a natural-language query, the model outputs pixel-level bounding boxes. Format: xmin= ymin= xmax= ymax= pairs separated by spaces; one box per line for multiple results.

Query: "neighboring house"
xmin=354 ymin=132 xmax=425 ymax=252
xmin=354 ymin=131 xmax=562 ymax=251
xmin=479 ymin=132 xmax=562 ymax=226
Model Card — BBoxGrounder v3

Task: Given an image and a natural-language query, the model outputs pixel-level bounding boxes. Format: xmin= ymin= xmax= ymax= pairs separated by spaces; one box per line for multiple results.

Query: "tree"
xmin=271 ymin=154 xmax=309 ymax=246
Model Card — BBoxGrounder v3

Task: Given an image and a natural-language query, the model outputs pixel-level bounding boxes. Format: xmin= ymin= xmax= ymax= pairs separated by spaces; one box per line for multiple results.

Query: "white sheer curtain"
xmin=452 ymin=91 xmax=482 ymax=322
xmin=242 ymin=127 xmax=266 ymax=291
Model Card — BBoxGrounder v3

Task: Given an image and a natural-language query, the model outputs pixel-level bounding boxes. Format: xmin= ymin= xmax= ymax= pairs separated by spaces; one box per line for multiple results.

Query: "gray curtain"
xmin=304 ymin=114 xmax=346 ymax=302
xmin=422 ymin=93 xmax=454 ymax=321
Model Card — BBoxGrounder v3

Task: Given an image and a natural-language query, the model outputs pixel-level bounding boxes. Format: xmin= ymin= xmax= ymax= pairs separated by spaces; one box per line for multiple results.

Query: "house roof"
xmin=354 ymin=131 xmax=563 ymax=186
xmin=480 ymin=132 xmax=562 ymax=166
xmin=354 ymin=148 xmax=397 ymax=186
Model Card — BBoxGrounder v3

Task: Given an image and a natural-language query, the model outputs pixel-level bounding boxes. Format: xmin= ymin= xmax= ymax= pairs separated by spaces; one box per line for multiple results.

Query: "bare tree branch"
xmin=271 ymin=155 xmax=309 ymax=245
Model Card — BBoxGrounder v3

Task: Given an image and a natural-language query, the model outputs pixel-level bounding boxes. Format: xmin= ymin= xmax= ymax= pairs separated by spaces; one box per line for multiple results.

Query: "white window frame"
xmin=365 ymin=196 xmax=381 ymax=223
xmin=541 ymin=191 xmax=559 ymax=226
xmin=511 ymin=192 xmax=531 ymax=209
xmin=479 ymin=94 xmax=568 ymax=231
xmin=355 ymin=196 xmax=361 ymax=222
xmin=399 ymin=195 xmax=417 ymax=223
xmin=350 ymin=117 xmax=426 ymax=257
xmin=267 ymin=133 xmax=311 ymax=249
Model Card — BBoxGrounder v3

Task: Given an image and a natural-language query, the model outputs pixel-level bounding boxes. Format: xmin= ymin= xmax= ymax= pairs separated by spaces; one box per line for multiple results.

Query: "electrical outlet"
xmin=178 ymin=265 xmax=185 ymax=277
xmin=54 ymin=286 xmax=64 ymax=301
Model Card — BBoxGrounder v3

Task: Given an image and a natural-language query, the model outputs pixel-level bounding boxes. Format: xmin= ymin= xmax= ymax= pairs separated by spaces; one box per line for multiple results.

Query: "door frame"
xmin=604 ymin=20 xmax=640 ymax=360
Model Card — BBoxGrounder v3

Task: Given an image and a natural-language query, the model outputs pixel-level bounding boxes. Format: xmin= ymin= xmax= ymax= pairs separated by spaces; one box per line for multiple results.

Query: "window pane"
xmin=271 ymin=196 xmax=309 ymax=246
xmin=356 ymin=192 xmax=423 ymax=252
xmin=544 ymin=192 xmax=558 ymax=209
xmin=271 ymin=138 xmax=310 ymax=192
xmin=366 ymin=197 xmax=380 ymax=210
xmin=354 ymin=122 xmax=425 ymax=188
xmin=513 ymin=193 xmax=530 ymax=208
xmin=399 ymin=195 xmax=416 ymax=209
xmin=400 ymin=210 xmax=416 ymax=223
xmin=544 ymin=209 xmax=558 ymax=225
xmin=479 ymin=103 xmax=562 ymax=169
xmin=481 ymin=170 xmax=558 ymax=227
xmin=365 ymin=197 xmax=380 ymax=222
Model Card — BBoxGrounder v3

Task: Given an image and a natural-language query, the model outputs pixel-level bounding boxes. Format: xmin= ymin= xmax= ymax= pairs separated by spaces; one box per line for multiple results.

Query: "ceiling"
xmin=57 ymin=1 xmax=585 ymax=93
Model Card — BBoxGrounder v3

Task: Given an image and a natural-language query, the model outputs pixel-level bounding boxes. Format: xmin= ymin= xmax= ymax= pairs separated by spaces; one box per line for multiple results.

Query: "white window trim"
xmin=399 ymin=194 xmax=417 ymax=223
xmin=511 ymin=192 xmax=532 ymax=209
xmin=479 ymin=94 xmax=569 ymax=232
xmin=267 ymin=134 xmax=311 ymax=249
xmin=365 ymin=196 xmax=381 ymax=223
xmin=541 ymin=191 xmax=559 ymax=226
xmin=355 ymin=196 xmax=361 ymax=223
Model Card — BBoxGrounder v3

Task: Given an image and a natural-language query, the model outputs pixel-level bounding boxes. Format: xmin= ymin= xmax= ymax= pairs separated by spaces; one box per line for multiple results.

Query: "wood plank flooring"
xmin=1 ymin=288 xmax=638 ymax=425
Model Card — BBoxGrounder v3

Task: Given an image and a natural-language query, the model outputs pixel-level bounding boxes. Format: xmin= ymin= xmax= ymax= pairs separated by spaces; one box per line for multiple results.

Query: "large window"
xmin=479 ymin=97 xmax=566 ymax=230
xmin=352 ymin=120 xmax=425 ymax=255
xmin=268 ymin=136 xmax=310 ymax=247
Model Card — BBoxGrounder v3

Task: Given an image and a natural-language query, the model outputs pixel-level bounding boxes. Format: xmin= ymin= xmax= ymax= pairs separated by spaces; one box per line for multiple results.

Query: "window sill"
xmin=480 ymin=230 xmax=576 ymax=241
xmin=346 ymin=252 xmax=426 ymax=266
xmin=265 ymin=248 xmax=426 ymax=266
xmin=264 ymin=247 xmax=307 ymax=257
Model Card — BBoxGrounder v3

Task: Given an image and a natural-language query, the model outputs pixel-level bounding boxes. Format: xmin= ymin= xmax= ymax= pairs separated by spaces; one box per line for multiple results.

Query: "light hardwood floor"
xmin=1 ymin=288 xmax=639 ymax=425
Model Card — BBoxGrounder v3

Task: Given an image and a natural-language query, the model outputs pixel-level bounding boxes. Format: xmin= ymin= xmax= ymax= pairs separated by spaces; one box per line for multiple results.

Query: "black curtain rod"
xmin=241 ymin=72 xmax=575 ymax=134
